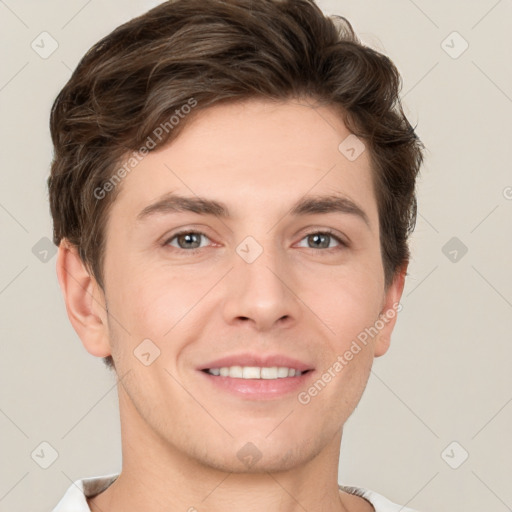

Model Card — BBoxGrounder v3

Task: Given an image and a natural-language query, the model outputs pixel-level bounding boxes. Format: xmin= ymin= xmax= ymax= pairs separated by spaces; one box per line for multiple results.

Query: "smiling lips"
xmin=199 ymin=353 xmax=313 ymax=376
xmin=205 ymin=366 xmax=306 ymax=379
xmin=198 ymin=353 xmax=314 ymax=398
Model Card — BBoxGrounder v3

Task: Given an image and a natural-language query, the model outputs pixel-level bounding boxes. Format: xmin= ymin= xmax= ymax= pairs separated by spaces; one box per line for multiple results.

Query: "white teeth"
xmin=243 ymin=366 xmax=261 ymax=379
xmin=206 ymin=366 xmax=304 ymax=379
xmin=261 ymin=367 xmax=277 ymax=379
xmin=229 ymin=365 xmax=243 ymax=378
xmin=277 ymin=367 xmax=289 ymax=378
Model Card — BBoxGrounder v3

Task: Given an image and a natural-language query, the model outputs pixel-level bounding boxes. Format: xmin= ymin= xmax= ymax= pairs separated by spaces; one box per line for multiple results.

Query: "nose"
xmin=221 ymin=239 xmax=301 ymax=332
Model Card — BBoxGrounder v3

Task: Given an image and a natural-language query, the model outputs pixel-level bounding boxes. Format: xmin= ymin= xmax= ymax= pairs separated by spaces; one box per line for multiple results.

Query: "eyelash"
xmin=163 ymin=229 xmax=348 ymax=255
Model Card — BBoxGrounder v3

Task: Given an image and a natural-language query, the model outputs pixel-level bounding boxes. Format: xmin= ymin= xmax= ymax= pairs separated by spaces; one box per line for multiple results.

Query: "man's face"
xmin=96 ymin=98 xmax=403 ymax=473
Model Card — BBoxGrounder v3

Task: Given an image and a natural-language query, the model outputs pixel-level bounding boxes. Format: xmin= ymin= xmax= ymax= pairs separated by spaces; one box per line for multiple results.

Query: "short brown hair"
xmin=48 ymin=0 xmax=424 ymax=371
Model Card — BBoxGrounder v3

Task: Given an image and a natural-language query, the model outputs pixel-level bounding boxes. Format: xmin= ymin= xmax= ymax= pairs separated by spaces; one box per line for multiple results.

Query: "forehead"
xmin=108 ymin=98 xmax=378 ymax=228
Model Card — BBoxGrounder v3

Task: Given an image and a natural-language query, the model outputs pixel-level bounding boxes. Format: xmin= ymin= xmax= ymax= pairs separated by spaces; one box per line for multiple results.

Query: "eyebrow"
xmin=136 ymin=192 xmax=371 ymax=228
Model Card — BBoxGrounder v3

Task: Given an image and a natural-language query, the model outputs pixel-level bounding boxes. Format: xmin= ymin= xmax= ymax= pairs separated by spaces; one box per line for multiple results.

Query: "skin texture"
xmin=57 ymin=98 xmax=407 ymax=512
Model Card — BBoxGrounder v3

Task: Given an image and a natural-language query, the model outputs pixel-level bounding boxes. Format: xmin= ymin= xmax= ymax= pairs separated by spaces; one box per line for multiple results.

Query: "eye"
xmin=296 ymin=230 xmax=347 ymax=251
xmin=164 ymin=231 xmax=211 ymax=252
xmin=163 ymin=229 xmax=348 ymax=254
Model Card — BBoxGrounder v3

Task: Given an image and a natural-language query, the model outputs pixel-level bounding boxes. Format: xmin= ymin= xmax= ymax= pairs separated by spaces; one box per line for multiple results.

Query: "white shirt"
xmin=51 ymin=473 xmax=419 ymax=512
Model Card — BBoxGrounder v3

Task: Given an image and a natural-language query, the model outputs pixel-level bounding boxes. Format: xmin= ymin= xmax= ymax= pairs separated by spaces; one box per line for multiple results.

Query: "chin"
xmin=189 ymin=436 xmax=324 ymax=474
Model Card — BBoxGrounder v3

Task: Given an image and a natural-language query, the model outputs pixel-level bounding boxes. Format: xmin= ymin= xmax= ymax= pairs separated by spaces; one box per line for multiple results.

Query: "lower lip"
xmin=198 ymin=370 xmax=314 ymax=400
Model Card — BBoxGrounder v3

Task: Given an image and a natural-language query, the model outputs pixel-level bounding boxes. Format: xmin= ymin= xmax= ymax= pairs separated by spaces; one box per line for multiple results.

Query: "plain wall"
xmin=0 ymin=1 xmax=511 ymax=511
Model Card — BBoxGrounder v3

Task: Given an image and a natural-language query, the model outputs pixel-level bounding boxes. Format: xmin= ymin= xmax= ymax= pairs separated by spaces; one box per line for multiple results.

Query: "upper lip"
xmin=198 ymin=353 xmax=314 ymax=372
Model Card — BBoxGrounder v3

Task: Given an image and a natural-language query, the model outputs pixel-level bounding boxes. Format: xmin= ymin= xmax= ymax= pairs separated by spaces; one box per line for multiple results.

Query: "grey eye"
xmin=167 ymin=232 xmax=209 ymax=250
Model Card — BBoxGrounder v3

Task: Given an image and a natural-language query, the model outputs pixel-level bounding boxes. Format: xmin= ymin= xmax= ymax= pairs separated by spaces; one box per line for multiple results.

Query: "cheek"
xmin=108 ymin=266 xmax=209 ymax=349
xmin=306 ymin=272 xmax=382 ymax=346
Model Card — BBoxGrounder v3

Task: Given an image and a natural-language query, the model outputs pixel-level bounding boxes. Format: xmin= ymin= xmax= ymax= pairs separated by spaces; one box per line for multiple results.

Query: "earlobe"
xmin=373 ymin=262 xmax=408 ymax=358
xmin=56 ymin=239 xmax=112 ymax=358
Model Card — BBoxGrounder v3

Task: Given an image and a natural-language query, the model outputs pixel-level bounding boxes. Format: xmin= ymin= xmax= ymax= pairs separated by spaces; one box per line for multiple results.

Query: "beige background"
xmin=1 ymin=1 xmax=511 ymax=511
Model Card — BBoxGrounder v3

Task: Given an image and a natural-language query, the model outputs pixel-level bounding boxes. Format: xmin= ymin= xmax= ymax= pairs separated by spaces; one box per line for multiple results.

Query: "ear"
xmin=373 ymin=261 xmax=408 ymax=358
xmin=56 ymin=239 xmax=112 ymax=358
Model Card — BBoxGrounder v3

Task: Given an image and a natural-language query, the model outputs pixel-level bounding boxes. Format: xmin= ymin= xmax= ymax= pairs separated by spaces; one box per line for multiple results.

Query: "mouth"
xmin=198 ymin=361 xmax=314 ymax=400
xmin=197 ymin=353 xmax=315 ymax=399
xmin=201 ymin=366 xmax=312 ymax=379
